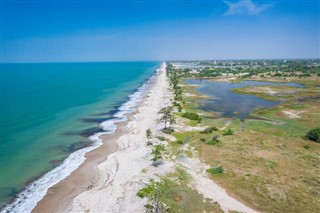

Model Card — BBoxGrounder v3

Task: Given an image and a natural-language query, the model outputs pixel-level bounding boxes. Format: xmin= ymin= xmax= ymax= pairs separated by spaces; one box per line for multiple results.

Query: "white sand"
xmin=282 ymin=110 xmax=304 ymax=118
xmin=67 ymin=63 xmax=258 ymax=213
xmin=69 ymin=63 xmax=175 ymax=213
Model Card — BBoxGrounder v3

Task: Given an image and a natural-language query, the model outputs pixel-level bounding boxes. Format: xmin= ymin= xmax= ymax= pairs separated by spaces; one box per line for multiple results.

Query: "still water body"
xmin=185 ymin=79 xmax=303 ymax=118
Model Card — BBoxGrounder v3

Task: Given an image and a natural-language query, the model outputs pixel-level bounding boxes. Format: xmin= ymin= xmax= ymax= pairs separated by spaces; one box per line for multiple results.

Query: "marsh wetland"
xmin=162 ymin=60 xmax=320 ymax=212
xmin=185 ymin=79 xmax=304 ymax=119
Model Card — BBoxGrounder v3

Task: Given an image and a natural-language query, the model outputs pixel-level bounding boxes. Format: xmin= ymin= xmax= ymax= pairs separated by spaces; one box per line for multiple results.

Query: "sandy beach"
xmin=32 ymin=62 xmax=257 ymax=213
xmin=32 ymin=62 xmax=171 ymax=212
xmin=3 ymin=1 xmax=319 ymax=212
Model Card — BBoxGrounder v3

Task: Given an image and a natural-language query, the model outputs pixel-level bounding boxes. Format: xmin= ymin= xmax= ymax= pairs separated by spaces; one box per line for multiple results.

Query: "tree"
xmin=158 ymin=107 xmax=175 ymax=129
xmin=306 ymin=128 xmax=320 ymax=143
xmin=137 ymin=179 xmax=167 ymax=213
xmin=151 ymin=145 xmax=165 ymax=166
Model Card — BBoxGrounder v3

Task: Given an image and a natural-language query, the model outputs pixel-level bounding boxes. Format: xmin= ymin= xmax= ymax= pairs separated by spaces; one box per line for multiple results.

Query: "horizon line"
xmin=1 ymin=57 xmax=320 ymax=64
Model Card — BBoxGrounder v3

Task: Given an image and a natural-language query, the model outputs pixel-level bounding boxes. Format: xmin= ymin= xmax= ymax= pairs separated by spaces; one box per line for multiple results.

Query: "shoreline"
xmin=1 ymin=63 xmax=163 ymax=213
xmin=32 ymin=62 xmax=168 ymax=212
xmin=3 ymin=62 xmax=261 ymax=213
xmin=33 ymin=118 xmax=129 ymax=212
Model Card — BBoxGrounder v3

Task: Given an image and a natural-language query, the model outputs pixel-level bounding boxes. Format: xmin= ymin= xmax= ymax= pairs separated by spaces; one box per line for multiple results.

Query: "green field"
xmin=163 ymin=61 xmax=320 ymax=212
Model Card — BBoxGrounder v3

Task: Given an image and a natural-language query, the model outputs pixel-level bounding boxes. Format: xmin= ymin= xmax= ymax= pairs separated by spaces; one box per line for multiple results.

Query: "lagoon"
xmin=185 ymin=79 xmax=303 ymax=118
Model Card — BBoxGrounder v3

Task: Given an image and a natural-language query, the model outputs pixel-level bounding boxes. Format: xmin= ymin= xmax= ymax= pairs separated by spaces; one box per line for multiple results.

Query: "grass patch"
xmin=206 ymin=138 xmax=220 ymax=145
xmin=137 ymin=168 xmax=223 ymax=213
xmin=177 ymin=140 xmax=184 ymax=145
xmin=222 ymin=129 xmax=234 ymax=136
xmin=207 ymin=166 xmax=224 ymax=175
xmin=181 ymin=112 xmax=201 ymax=122
xmin=303 ymin=144 xmax=312 ymax=150
xmin=200 ymin=126 xmax=218 ymax=134
xmin=176 ymin=76 xmax=320 ymax=212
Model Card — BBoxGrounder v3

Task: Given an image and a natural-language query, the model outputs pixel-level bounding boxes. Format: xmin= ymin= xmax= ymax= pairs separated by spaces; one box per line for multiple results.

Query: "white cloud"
xmin=224 ymin=0 xmax=272 ymax=15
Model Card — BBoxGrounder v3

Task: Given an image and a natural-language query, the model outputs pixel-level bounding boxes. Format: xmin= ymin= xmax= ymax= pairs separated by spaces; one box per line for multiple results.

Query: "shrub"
xmin=146 ymin=129 xmax=152 ymax=145
xmin=173 ymin=102 xmax=183 ymax=112
xmin=306 ymin=128 xmax=320 ymax=143
xmin=137 ymin=179 xmax=167 ymax=212
xmin=146 ymin=129 xmax=152 ymax=140
xmin=303 ymin=144 xmax=312 ymax=149
xmin=200 ymin=138 xmax=206 ymax=142
xmin=156 ymin=136 xmax=166 ymax=141
xmin=162 ymin=128 xmax=174 ymax=134
xmin=211 ymin=135 xmax=218 ymax=141
xmin=222 ymin=129 xmax=234 ymax=136
xmin=177 ymin=140 xmax=184 ymax=145
xmin=137 ymin=184 xmax=154 ymax=198
xmin=181 ymin=112 xmax=200 ymax=121
xmin=175 ymin=94 xmax=182 ymax=101
xmin=200 ymin=127 xmax=218 ymax=134
xmin=205 ymin=135 xmax=219 ymax=145
xmin=206 ymin=140 xmax=219 ymax=145
xmin=151 ymin=144 xmax=166 ymax=166
xmin=206 ymin=166 xmax=224 ymax=174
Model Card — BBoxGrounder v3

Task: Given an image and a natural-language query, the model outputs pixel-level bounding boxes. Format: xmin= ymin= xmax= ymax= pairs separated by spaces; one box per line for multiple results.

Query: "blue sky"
xmin=1 ymin=0 xmax=319 ymax=62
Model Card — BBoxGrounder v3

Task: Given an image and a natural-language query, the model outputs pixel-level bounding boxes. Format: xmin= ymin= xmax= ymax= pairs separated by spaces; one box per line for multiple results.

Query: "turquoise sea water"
xmin=0 ymin=62 xmax=159 ymax=207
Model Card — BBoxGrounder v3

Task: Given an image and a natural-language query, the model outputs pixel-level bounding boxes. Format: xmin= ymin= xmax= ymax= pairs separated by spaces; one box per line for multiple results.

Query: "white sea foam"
xmin=0 ymin=69 xmax=158 ymax=213
xmin=0 ymin=139 xmax=102 ymax=213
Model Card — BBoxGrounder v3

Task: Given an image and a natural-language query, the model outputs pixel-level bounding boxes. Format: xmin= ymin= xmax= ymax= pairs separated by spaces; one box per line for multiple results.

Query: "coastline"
xmin=3 ymin=62 xmax=260 ymax=213
xmin=1 ymin=63 xmax=164 ymax=213
xmin=32 ymin=62 xmax=169 ymax=212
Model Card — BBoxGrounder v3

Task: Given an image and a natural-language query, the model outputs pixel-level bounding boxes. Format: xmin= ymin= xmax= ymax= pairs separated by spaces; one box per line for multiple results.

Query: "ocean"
xmin=0 ymin=61 xmax=160 ymax=210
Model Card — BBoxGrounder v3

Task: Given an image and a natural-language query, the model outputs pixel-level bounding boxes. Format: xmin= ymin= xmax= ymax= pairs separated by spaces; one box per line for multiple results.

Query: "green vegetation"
xmin=306 ymin=127 xmax=320 ymax=143
xmin=200 ymin=126 xmax=218 ymax=134
xmin=303 ymin=144 xmax=312 ymax=150
xmin=137 ymin=179 xmax=162 ymax=198
xmin=146 ymin=128 xmax=153 ymax=145
xmin=162 ymin=128 xmax=174 ymax=134
xmin=222 ymin=129 xmax=234 ymax=136
xmin=206 ymin=166 xmax=224 ymax=175
xmin=158 ymin=106 xmax=175 ymax=132
xmin=177 ymin=140 xmax=184 ymax=145
xmin=181 ymin=112 xmax=201 ymax=121
xmin=137 ymin=169 xmax=223 ymax=213
xmin=151 ymin=144 xmax=166 ymax=166
xmin=173 ymin=101 xmax=182 ymax=112
xmin=206 ymin=140 xmax=219 ymax=145
xmin=200 ymin=138 xmax=206 ymax=142
xmin=156 ymin=136 xmax=166 ymax=141
xmin=171 ymin=59 xmax=320 ymax=79
xmin=137 ymin=179 xmax=169 ymax=212
xmin=204 ymin=135 xmax=219 ymax=145
xmin=165 ymin=60 xmax=320 ymax=213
